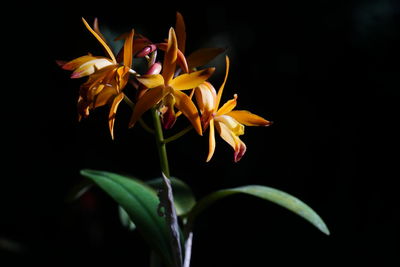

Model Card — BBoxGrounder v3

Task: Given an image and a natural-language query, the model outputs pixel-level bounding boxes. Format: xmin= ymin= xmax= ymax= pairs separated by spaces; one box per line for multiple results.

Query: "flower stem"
xmin=164 ymin=125 xmax=193 ymax=144
xmin=151 ymin=108 xmax=170 ymax=177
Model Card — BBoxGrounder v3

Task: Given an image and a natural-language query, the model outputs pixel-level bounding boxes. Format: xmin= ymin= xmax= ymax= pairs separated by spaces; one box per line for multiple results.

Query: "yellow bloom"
xmin=60 ymin=18 xmax=134 ymax=139
xmin=196 ymin=56 xmax=272 ymax=162
xmin=129 ymin=27 xmax=215 ymax=135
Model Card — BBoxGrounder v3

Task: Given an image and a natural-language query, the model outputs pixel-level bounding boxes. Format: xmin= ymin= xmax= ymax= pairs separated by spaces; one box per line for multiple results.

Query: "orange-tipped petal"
xmin=170 ymin=68 xmax=215 ymax=90
xmin=162 ymin=28 xmax=178 ymax=84
xmin=129 ymin=86 xmax=167 ymax=128
xmin=123 ymin=30 xmax=134 ymax=68
xmin=82 ymin=17 xmax=117 ymax=63
xmin=173 ymin=90 xmax=202 ymax=135
xmin=226 ymin=110 xmax=272 ymax=126
xmin=216 ymin=56 xmax=230 ymax=109
xmin=108 ymin=93 xmax=125 ymax=140
xmin=206 ymin=119 xmax=216 ymax=162
xmin=187 ymin=48 xmax=226 ymax=70
xmin=136 ymin=74 xmax=164 ymax=89
xmin=175 ymin=12 xmax=186 ymax=55
xmin=217 ymin=94 xmax=237 ymax=115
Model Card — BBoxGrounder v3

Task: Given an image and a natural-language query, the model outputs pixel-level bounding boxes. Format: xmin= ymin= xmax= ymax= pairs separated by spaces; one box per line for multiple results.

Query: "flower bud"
xmin=136 ymin=44 xmax=157 ymax=58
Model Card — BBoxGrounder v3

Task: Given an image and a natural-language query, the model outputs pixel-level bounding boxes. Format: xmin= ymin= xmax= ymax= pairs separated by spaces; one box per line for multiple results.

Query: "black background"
xmin=2 ymin=0 xmax=399 ymax=266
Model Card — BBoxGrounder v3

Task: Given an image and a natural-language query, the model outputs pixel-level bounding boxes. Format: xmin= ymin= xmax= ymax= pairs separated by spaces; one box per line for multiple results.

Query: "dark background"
xmin=2 ymin=0 xmax=399 ymax=266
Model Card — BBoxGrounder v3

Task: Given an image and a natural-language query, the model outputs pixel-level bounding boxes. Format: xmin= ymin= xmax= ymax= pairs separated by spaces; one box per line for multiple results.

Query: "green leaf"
xmin=187 ymin=185 xmax=330 ymax=235
xmin=80 ymin=169 xmax=175 ymax=267
xmin=146 ymin=177 xmax=196 ymax=216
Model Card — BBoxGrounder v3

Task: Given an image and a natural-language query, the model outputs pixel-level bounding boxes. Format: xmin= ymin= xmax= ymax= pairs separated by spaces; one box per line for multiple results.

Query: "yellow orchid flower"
xmin=60 ymin=18 xmax=134 ymax=139
xmin=129 ymin=27 xmax=215 ymax=136
xmin=196 ymin=56 xmax=272 ymax=162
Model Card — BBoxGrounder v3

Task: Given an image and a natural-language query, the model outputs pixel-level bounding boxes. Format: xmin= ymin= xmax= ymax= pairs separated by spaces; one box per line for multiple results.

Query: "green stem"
xmin=164 ymin=125 xmax=193 ymax=144
xmin=151 ymin=108 xmax=170 ymax=178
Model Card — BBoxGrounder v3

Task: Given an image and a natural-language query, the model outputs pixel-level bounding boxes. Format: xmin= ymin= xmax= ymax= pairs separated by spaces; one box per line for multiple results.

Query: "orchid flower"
xmin=59 ymin=18 xmax=134 ymax=139
xmin=129 ymin=28 xmax=215 ymax=135
xmin=196 ymin=56 xmax=272 ymax=162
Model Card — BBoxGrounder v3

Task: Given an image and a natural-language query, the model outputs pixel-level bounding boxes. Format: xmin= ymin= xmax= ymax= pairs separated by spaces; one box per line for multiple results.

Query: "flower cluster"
xmin=59 ymin=13 xmax=271 ymax=162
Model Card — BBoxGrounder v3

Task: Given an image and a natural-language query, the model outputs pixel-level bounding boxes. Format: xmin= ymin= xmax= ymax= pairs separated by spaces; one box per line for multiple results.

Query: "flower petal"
xmin=71 ymin=57 xmax=114 ymax=78
xmin=93 ymin=18 xmax=107 ymax=43
xmin=215 ymin=121 xmax=247 ymax=162
xmin=226 ymin=110 xmax=272 ymax=126
xmin=187 ymin=48 xmax=226 ymax=70
xmin=162 ymin=28 xmax=178 ymax=84
xmin=173 ymin=90 xmax=202 ymax=135
xmin=158 ymin=43 xmax=189 ymax=73
xmin=123 ymin=30 xmax=134 ymax=68
xmin=109 ymin=93 xmax=125 ymax=140
xmin=137 ymin=74 xmax=164 ymax=89
xmin=170 ymin=68 xmax=215 ymax=90
xmin=175 ymin=12 xmax=186 ymax=55
xmin=129 ymin=86 xmax=167 ymax=128
xmin=216 ymin=56 xmax=230 ymax=109
xmin=217 ymin=94 xmax=237 ymax=115
xmin=206 ymin=119 xmax=216 ymax=162
xmin=215 ymin=114 xmax=244 ymax=136
xmin=82 ymin=17 xmax=117 ymax=63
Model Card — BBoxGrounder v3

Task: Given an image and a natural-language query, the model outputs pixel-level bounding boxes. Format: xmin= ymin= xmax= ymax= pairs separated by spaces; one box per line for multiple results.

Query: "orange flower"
xmin=60 ymin=18 xmax=134 ymax=139
xmin=196 ymin=56 xmax=272 ymax=162
xmin=129 ymin=28 xmax=215 ymax=135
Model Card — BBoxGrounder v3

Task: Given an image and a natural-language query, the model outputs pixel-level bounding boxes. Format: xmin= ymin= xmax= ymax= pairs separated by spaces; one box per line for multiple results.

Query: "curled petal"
xmin=108 ymin=93 xmax=125 ymax=140
xmin=226 ymin=110 xmax=272 ymax=126
xmin=160 ymin=94 xmax=177 ymax=129
xmin=170 ymin=68 xmax=215 ymax=90
xmin=217 ymin=94 xmax=237 ymax=115
xmin=206 ymin=119 xmax=216 ymax=162
xmin=137 ymin=74 xmax=164 ymax=89
xmin=215 ymin=121 xmax=247 ymax=162
xmin=173 ymin=90 xmax=202 ymax=135
xmin=129 ymin=86 xmax=168 ymax=128
xmin=136 ymin=44 xmax=157 ymax=58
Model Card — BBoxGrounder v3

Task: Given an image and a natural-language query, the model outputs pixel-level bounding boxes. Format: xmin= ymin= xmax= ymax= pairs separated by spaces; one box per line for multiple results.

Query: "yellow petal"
xmin=206 ymin=119 xmax=216 ymax=162
xmin=170 ymin=68 xmax=215 ymax=90
xmin=129 ymin=86 xmax=167 ymax=128
xmin=62 ymin=55 xmax=98 ymax=70
xmin=226 ymin=110 xmax=272 ymax=126
xmin=217 ymin=94 xmax=237 ymax=115
xmin=137 ymin=74 xmax=164 ymax=89
xmin=157 ymin=43 xmax=189 ymax=73
xmin=215 ymin=121 xmax=247 ymax=162
xmin=82 ymin=17 xmax=117 ymax=63
xmin=123 ymin=29 xmax=134 ymax=68
xmin=215 ymin=114 xmax=244 ymax=136
xmin=216 ymin=56 xmax=230 ymax=109
xmin=195 ymin=82 xmax=216 ymax=114
xmin=187 ymin=48 xmax=226 ymax=70
xmin=162 ymin=28 xmax=178 ymax=84
xmin=173 ymin=90 xmax=202 ymax=135
xmin=175 ymin=12 xmax=186 ymax=55
xmin=108 ymin=93 xmax=125 ymax=140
